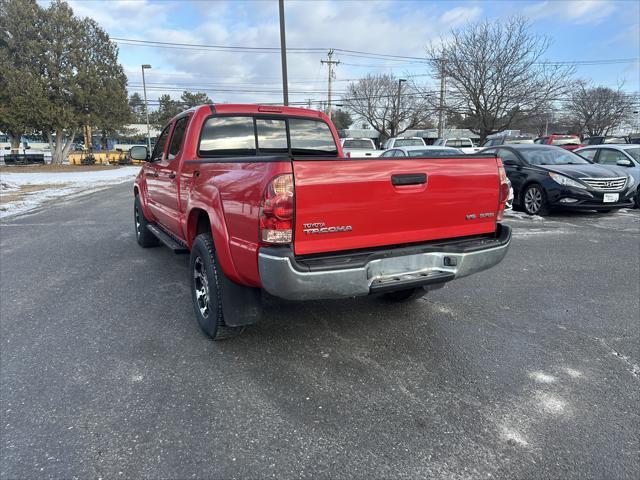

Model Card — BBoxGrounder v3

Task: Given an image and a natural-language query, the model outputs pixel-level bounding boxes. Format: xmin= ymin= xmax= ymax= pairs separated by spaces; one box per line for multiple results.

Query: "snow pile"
xmin=1 ymin=180 xmax=20 ymax=192
xmin=0 ymin=166 xmax=140 ymax=218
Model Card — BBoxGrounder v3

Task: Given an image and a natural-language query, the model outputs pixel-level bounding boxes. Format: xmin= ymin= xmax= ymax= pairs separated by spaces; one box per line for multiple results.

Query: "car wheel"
xmin=134 ymin=196 xmax=160 ymax=247
xmin=523 ymin=184 xmax=548 ymax=216
xmin=190 ymin=233 xmax=244 ymax=340
xmin=381 ymin=288 xmax=426 ymax=302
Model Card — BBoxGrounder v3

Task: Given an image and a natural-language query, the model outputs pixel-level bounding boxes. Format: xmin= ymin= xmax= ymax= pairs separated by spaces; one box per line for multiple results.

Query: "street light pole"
xmin=278 ymin=0 xmax=289 ymax=106
xmin=396 ymin=78 xmax=406 ymax=136
xmin=141 ymin=64 xmax=152 ymax=151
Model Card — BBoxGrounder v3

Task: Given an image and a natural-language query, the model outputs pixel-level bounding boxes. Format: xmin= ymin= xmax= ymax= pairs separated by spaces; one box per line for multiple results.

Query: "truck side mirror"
xmin=616 ymin=159 xmax=632 ymax=167
xmin=503 ymin=159 xmax=518 ymax=166
xmin=130 ymin=145 xmax=149 ymax=161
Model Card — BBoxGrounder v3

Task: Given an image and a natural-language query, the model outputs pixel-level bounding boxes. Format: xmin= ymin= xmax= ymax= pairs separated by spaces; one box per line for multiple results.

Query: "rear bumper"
xmin=258 ymin=224 xmax=512 ymax=300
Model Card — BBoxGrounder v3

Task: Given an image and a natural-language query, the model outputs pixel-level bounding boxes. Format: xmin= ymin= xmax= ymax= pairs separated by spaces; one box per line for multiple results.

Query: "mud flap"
xmin=219 ymin=274 xmax=263 ymax=327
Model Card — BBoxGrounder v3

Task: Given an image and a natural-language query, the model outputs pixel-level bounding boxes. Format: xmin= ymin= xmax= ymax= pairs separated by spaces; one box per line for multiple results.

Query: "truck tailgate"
xmin=292 ymin=156 xmax=500 ymax=255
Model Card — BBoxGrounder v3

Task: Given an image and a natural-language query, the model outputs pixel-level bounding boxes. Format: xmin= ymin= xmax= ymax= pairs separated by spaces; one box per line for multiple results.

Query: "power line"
xmin=111 ymin=36 xmax=640 ymax=67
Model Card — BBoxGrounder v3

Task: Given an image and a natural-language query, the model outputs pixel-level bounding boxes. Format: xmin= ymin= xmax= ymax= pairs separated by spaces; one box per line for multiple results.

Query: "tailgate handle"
xmin=391 ymin=173 xmax=426 ymax=186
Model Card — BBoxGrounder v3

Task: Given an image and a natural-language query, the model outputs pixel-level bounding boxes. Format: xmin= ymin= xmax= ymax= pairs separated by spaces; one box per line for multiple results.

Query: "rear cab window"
xmin=395 ymin=139 xmax=424 ymax=147
xmin=343 ymin=139 xmax=373 ymax=149
xmin=198 ymin=115 xmax=337 ymax=157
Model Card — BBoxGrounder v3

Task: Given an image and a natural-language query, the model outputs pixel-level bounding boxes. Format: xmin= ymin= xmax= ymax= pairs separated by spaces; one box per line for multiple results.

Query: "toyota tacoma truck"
xmin=131 ymin=104 xmax=512 ymax=339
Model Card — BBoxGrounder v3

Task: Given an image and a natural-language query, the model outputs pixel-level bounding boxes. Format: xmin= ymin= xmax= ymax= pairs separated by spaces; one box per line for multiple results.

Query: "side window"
xmin=289 ymin=119 xmax=337 ymax=155
xmin=199 ymin=116 xmax=256 ymax=156
xmin=498 ymin=148 xmax=520 ymax=165
xmin=256 ymin=119 xmax=287 ymax=151
xmin=380 ymin=150 xmax=394 ymax=158
xmin=395 ymin=150 xmax=406 ymax=157
xmin=150 ymin=125 xmax=171 ymax=162
xmin=577 ymin=149 xmax=598 ymax=162
xmin=598 ymin=149 xmax=628 ymax=165
xmin=460 ymin=139 xmax=472 ymax=148
xmin=167 ymin=116 xmax=189 ymax=159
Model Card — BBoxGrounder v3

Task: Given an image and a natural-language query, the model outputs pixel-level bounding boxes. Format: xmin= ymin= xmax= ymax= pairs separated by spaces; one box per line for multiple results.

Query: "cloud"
xmin=524 ymin=0 xmax=616 ymax=24
xmin=47 ymin=0 xmax=487 ymax=106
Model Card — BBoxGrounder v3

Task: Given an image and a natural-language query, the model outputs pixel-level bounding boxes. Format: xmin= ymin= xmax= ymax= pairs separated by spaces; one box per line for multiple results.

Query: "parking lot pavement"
xmin=1 ymin=183 xmax=638 ymax=479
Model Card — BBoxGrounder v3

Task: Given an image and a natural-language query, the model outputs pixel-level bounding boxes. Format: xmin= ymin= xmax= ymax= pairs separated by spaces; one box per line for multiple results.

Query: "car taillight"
xmin=259 ymin=173 xmax=294 ymax=244
xmin=345 ymin=151 xmax=351 ymax=158
xmin=497 ymin=161 xmax=509 ymax=221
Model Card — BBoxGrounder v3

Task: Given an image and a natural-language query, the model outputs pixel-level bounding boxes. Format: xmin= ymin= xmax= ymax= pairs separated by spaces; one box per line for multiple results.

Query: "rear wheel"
xmin=190 ymin=233 xmax=244 ymax=340
xmin=381 ymin=288 xmax=426 ymax=302
xmin=134 ymin=196 xmax=160 ymax=247
xmin=523 ymin=184 xmax=548 ymax=216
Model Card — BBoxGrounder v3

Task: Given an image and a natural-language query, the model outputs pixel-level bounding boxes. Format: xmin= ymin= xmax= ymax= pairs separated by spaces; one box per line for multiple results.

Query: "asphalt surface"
xmin=1 ymin=182 xmax=639 ymax=479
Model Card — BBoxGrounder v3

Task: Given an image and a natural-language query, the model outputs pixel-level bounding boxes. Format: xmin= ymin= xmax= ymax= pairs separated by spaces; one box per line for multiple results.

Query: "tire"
xmin=134 ymin=196 xmax=160 ymax=247
xmin=381 ymin=288 xmax=426 ymax=302
xmin=635 ymin=190 xmax=640 ymax=209
xmin=190 ymin=233 xmax=243 ymax=340
xmin=522 ymin=184 xmax=549 ymax=216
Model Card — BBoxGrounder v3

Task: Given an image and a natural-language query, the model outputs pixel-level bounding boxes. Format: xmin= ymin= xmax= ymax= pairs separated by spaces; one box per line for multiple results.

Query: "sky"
xmin=47 ymin=0 xmax=640 ymax=110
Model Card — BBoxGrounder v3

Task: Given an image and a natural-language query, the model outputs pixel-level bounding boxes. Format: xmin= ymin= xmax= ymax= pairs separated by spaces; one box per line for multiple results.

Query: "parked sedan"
xmin=575 ymin=144 xmax=640 ymax=207
xmin=481 ymin=144 xmax=635 ymax=215
xmin=380 ymin=145 xmax=464 ymax=158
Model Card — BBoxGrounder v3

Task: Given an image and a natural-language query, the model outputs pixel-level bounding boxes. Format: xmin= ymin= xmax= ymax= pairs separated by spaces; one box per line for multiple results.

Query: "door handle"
xmin=391 ymin=173 xmax=427 ymax=186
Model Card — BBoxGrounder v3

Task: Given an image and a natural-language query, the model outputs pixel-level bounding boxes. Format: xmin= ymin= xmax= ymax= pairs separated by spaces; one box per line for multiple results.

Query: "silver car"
xmin=575 ymin=144 xmax=640 ymax=207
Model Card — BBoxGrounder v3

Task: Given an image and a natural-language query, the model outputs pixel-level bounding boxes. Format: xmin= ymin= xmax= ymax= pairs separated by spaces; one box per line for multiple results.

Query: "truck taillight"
xmin=497 ymin=162 xmax=509 ymax=221
xmin=259 ymin=174 xmax=294 ymax=244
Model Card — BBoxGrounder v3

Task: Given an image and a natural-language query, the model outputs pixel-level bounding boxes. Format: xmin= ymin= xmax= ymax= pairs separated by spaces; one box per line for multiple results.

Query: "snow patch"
xmin=563 ymin=368 xmax=583 ymax=378
xmin=504 ymin=210 xmax=545 ymax=222
xmin=536 ymin=392 xmax=567 ymax=414
xmin=0 ymin=166 xmax=140 ymax=218
xmin=500 ymin=426 xmax=529 ymax=446
xmin=529 ymin=371 xmax=557 ymax=384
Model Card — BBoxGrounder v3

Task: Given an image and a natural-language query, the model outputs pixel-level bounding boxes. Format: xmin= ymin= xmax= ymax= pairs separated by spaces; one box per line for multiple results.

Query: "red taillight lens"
xmin=346 ymin=151 xmax=351 ymax=158
xmin=497 ymin=162 xmax=509 ymax=221
xmin=259 ymin=174 xmax=294 ymax=244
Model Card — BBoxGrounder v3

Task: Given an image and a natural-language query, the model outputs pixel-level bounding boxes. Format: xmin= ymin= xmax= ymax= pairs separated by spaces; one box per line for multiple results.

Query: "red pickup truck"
xmin=131 ymin=104 xmax=512 ymax=339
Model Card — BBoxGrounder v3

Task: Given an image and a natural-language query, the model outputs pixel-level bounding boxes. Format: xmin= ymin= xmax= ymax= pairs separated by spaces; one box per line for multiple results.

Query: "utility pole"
xmin=321 ymin=49 xmax=340 ymax=120
xmin=141 ymin=64 xmax=152 ymax=151
xmin=437 ymin=58 xmax=446 ymax=139
xmin=278 ymin=0 xmax=289 ymax=106
xmin=396 ymin=79 xmax=406 ymax=137
xmin=306 ymin=98 xmax=312 ymax=109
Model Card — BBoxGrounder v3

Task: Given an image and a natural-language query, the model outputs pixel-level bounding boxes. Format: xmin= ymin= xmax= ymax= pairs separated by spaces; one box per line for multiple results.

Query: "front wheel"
xmin=523 ymin=184 xmax=548 ymax=216
xmin=190 ymin=233 xmax=243 ymax=340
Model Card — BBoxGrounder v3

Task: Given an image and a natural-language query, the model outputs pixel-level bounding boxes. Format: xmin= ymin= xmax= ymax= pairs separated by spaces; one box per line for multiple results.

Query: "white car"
xmin=433 ymin=138 xmax=481 ymax=154
xmin=340 ymin=138 xmax=381 ymax=157
xmin=380 ymin=145 xmax=464 ymax=158
xmin=382 ymin=137 xmax=426 ymax=149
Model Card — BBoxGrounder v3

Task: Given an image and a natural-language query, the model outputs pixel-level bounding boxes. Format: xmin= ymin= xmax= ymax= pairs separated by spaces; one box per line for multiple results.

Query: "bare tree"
xmin=428 ymin=17 xmax=575 ymax=143
xmin=343 ymin=74 xmax=433 ymax=142
xmin=567 ymin=82 xmax=635 ymax=136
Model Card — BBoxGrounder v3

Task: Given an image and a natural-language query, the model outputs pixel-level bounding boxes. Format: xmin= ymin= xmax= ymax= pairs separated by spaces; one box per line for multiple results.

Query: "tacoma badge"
xmin=303 ymin=222 xmax=353 ymax=234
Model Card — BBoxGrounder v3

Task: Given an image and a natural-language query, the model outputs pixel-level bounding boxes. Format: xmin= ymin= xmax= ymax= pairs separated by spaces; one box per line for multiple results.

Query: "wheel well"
xmin=188 ymin=209 xmax=211 ymax=243
xmin=134 ymin=185 xmax=139 ymax=196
